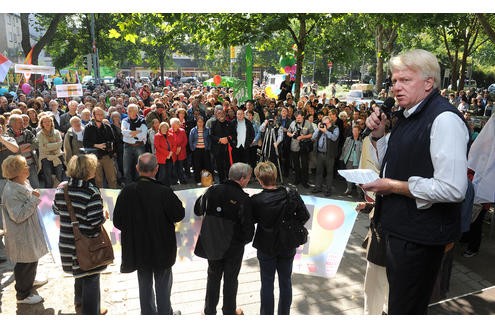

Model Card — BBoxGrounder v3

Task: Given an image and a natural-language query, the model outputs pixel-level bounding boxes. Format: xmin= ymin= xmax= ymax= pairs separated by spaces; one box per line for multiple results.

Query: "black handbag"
xmin=299 ymin=139 xmax=314 ymax=153
xmin=276 ymin=188 xmax=308 ymax=249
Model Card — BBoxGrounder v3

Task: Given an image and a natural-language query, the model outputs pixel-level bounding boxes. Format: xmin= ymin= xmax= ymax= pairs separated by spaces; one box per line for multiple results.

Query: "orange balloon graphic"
xmin=317 ymin=205 xmax=345 ymax=230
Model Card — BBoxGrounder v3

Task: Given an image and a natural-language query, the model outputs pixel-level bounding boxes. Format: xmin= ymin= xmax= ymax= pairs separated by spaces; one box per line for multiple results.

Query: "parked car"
xmin=346 ymin=83 xmax=383 ymax=108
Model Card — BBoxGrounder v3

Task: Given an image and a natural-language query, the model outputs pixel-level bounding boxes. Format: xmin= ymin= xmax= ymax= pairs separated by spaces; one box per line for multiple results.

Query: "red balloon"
xmin=317 ymin=205 xmax=345 ymax=230
xmin=213 ymin=75 xmax=222 ymax=86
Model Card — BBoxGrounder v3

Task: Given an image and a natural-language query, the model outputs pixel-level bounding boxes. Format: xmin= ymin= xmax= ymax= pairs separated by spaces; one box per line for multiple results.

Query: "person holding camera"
xmin=82 ymin=107 xmax=118 ymax=188
xmin=311 ymin=115 xmax=340 ymax=196
xmin=286 ymin=111 xmax=314 ymax=188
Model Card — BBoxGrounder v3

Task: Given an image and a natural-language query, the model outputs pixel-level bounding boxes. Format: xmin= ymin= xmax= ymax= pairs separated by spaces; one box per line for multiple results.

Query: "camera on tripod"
xmin=268 ymin=118 xmax=275 ymax=127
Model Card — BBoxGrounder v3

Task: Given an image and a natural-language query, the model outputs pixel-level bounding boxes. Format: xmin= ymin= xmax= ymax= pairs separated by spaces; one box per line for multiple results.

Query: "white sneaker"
xmin=17 ymin=294 xmax=44 ymax=304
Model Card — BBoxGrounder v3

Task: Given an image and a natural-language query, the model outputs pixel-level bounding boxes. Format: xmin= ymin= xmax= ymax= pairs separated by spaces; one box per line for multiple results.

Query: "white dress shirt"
xmin=376 ymin=101 xmax=469 ymax=209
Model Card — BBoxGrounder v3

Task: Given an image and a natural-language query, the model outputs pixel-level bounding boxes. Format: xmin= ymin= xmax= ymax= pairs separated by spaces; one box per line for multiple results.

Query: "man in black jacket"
xmin=229 ymin=109 xmax=255 ymax=164
xmin=209 ymin=109 xmax=231 ymax=183
xmin=194 ymin=162 xmax=254 ymax=315
xmin=113 ymin=153 xmax=185 ymax=315
xmin=82 ymin=107 xmax=118 ymax=188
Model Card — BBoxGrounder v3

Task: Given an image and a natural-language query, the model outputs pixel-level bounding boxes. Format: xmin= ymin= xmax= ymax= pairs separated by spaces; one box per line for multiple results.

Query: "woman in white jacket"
xmin=1 ymin=155 xmax=48 ymax=304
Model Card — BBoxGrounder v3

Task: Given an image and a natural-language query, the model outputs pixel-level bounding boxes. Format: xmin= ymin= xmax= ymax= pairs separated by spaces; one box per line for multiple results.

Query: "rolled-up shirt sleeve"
xmin=408 ymin=111 xmax=469 ymax=209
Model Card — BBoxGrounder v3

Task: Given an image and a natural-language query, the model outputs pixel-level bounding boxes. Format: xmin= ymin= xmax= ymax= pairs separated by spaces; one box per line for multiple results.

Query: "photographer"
xmin=311 ymin=116 xmax=340 ymax=196
xmin=82 ymin=107 xmax=118 ymax=188
xmin=286 ymin=111 xmax=314 ymax=188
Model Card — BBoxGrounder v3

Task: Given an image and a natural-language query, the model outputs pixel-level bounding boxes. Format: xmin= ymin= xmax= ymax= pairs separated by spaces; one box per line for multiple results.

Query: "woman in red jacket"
xmin=154 ymin=122 xmax=175 ymax=187
xmin=170 ymin=117 xmax=188 ymax=184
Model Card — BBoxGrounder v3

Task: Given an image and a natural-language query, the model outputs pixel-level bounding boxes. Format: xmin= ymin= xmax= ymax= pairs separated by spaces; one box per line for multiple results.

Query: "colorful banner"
xmin=55 ymin=84 xmax=83 ymax=98
xmin=233 ymin=79 xmax=249 ymax=104
xmin=38 ymin=188 xmax=358 ymax=279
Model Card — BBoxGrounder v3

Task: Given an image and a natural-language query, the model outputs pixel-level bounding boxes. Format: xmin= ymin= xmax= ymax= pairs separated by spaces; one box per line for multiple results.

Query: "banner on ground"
xmin=55 ymin=84 xmax=83 ymax=98
xmin=38 ymin=188 xmax=358 ymax=279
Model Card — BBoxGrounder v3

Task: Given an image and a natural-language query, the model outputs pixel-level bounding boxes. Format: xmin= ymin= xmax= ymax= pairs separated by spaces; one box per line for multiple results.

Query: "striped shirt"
xmin=197 ymin=128 xmax=205 ymax=149
xmin=52 ymin=178 xmax=107 ymax=278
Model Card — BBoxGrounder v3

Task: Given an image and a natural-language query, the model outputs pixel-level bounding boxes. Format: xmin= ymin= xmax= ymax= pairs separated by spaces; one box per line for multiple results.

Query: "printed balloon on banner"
xmin=264 ymin=86 xmax=278 ymax=100
xmin=213 ymin=75 xmax=222 ymax=86
xmin=317 ymin=204 xmax=345 ymax=230
xmin=21 ymin=83 xmax=31 ymax=95
xmin=53 ymin=77 xmax=63 ymax=85
xmin=0 ymin=87 xmax=8 ymax=96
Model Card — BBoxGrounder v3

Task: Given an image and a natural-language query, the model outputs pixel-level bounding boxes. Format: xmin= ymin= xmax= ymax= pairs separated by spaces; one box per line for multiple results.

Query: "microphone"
xmin=360 ymin=97 xmax=395 ymax=138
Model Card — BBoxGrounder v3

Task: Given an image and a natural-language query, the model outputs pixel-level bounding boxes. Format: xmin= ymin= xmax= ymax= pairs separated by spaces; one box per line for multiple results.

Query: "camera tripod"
xmin=260 ymin=123 xmax=284 ymax=183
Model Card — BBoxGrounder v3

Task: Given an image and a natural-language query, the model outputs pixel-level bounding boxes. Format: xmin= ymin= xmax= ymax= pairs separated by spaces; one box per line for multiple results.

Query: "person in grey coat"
xmin=1 ymin=155 xmax=48 ymax=305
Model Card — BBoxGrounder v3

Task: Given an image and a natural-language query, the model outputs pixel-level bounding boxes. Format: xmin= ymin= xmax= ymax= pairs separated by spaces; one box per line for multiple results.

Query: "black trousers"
xmin=204 ymin=249 xmax=244 ymax=315
xmin=290 ymin=150 xmax=309 ymax=184
xmin=232 ymin=145 xmax=249 ymax=164
xmin=14 ymin=261 xmax=38 ymax=300
xmin=192 ymin=148 xmax=212 ymax=183
xmin=214 ymin=149 xmax=230 ymax=183
xmin=386 ymin=234 xmax=444 ymax=314
xmin=464 ymin=207 xmax=487 ymax=252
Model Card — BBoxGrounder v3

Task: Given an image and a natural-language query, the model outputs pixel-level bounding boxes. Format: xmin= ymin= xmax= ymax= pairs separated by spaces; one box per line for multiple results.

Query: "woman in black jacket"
xmin=251 ymin=161 xmax=310 ymax=315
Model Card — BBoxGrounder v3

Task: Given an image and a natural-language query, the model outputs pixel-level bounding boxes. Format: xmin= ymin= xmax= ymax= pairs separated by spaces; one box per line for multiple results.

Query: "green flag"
xmin=246 ymin=45 xmax=253 ymax=101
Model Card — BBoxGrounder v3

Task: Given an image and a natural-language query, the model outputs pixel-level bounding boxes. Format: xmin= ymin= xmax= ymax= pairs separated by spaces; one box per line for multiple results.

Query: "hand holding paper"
xmin=338 ymin=169 xmax=379 ymax=185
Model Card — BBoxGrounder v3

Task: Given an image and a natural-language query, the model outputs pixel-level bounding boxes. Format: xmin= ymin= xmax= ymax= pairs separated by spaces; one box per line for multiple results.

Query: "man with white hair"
xmin=60 ymin=100 xmax=79 ymax=134
xmin=121 ymin=103 xmax=147 ymax=185
xmin=363 ymin=49 xmax=469 ymax=314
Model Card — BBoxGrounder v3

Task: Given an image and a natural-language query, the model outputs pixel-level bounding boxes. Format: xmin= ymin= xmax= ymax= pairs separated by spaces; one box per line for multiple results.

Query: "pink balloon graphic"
xmin=317 ymin=205 xmax=345 ymax=230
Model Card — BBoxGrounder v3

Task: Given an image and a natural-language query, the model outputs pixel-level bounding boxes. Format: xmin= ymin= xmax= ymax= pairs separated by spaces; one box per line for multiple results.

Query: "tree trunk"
xmin=294 ymin=17 xmax=306 ymax=101
xmin=375 ymin=24 xmax=384 ymax=94
xmin=20 ymin=14 xmax=64 ymax=65
xmin=476 ymin=14 xmax=495 ymax=45
xmin=159 ymin=52 xmax=165 ymax=85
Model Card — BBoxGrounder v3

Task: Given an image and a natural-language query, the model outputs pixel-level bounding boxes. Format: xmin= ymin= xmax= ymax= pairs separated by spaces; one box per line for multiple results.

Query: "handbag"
xmin=276 ymin=188 xmax=308 ymax=249
xmin=299 ymin=139 xmax=314 ymax=153
xmin=63 ymin=184 xmax=114 ymax=271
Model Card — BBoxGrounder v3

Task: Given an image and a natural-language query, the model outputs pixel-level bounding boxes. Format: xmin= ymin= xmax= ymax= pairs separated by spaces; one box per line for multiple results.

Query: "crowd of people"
xmin=0 ymin=48 xmax=493 ymax=314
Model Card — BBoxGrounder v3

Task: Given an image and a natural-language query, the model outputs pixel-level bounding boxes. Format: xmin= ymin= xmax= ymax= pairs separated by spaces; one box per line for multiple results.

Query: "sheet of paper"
xmin=338 ymin=169 xmax=379 ymax=185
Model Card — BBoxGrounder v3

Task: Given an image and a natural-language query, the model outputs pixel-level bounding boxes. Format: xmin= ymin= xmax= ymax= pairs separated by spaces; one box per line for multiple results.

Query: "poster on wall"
xmin=38 ymin=188 xmax=358 ymax=279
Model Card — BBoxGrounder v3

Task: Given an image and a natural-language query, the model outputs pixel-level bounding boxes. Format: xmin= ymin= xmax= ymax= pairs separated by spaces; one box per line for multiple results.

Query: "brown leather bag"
xmin=63 ymin=184 xmax=114 ymax=271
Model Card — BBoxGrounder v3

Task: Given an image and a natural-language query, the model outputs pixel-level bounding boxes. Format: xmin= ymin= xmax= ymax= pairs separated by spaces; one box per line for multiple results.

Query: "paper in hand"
xmin=338 ymin=169 xmax=379 ymax=185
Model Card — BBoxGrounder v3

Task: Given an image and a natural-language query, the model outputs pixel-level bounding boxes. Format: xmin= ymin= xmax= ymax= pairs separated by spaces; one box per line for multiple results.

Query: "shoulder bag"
xmin=276 ymin=187 xmax=308 ymax=250
xmin=63 ymin=184 xmax=114 ymax=271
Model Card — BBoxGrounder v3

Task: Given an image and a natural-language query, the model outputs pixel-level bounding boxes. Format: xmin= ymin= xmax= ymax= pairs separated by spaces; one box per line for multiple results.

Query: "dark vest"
xmin=376 ymin=89 xmax=467 ymax=245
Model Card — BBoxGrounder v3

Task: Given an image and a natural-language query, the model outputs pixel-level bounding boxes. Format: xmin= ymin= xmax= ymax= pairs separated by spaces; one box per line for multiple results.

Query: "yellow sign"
xmin=230 ymin=46 xmax=236 ymax=59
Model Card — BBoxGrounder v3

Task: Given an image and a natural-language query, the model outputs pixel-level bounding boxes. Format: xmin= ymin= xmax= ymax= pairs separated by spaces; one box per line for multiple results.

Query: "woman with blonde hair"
xmin=251 ymin=161 xmax=310 ymax=315
xmin=1 ymin=155 xmax=48 ymax=304
xmin=52 ymin=154 xmax=108 ymax=315
xmin=37 ymin=115 xmax=66 ymax=188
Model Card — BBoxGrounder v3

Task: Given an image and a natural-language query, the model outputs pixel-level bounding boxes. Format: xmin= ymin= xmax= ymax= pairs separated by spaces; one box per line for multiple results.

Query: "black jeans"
xmin=74 ymin=273 xmax=101 ymax=315
xmin=192 ymin=148 xmax=211 ymax=183
xmin=137 ymin=267 xmax=173 ymax=315
xmin=14 ymin=261 xmax=38 ymax=300
xmin=465 ymin=208 xmax=487 ymax=252
xmin=386 ymin=234 xmax=444 ymax=314
xmin=204 ymin=248 xmax=244 ymax=315
xmin=257 ymin=248 xmax=296 ymax=315
xmin=290 ymin=150 xmax=309 ymax=184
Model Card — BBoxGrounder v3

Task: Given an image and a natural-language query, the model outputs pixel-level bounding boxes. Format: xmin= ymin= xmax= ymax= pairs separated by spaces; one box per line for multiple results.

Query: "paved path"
xmin=1 ymin=180 xmax=494 ymax=315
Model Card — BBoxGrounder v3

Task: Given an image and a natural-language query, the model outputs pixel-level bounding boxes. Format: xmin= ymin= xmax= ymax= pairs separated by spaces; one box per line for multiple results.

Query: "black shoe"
xmin=462 ymin=250 xmax=478 ymax=258
xmin=302 ymin=183 xmax=310 ymax=188
xmin=324 ymin=191 xmax=332 ymax=197
xmin=173 ymin=310 xmax=182 ymax=315
xmin=311 ymin=188 xmax=321 ymax=194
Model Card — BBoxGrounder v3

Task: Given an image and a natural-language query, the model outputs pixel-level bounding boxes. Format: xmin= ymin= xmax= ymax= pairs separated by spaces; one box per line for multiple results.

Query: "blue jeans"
xmin=257 ymin=248 xmax=296 ymax=315
xmin=41 ymin=157 xmax=65 ymax=188
xmin=123 ymin=144 xmax=145 ymax=184
xmin=137 ymin=267 xmax=173 ymax=315
xmin=74 ymin=273 xmax=101 ymax=315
